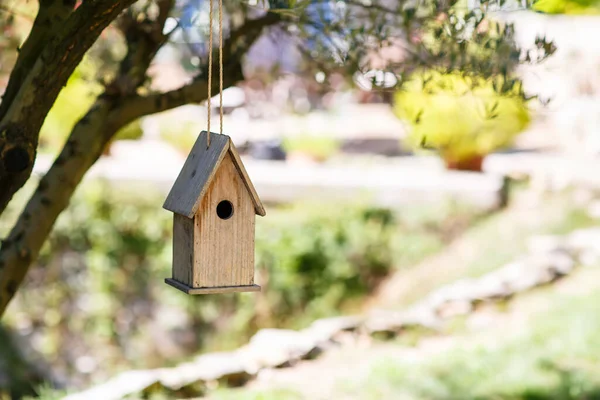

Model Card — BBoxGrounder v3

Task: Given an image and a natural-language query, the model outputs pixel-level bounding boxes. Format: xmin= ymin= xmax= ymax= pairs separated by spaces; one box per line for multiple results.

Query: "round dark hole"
xmin=216 ymin=200 xmax=234 ymax=220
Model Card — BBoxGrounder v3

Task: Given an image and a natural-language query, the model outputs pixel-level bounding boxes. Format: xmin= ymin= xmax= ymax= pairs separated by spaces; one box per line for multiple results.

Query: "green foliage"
xmin=0 ymin=325 xmax=45 ymax=398
xmin=114 ymin=120 xmax=144 ymax=141
xmin=39 ymin=64 xmax=102 ymax=155
xmin=533 ymin=0 xmax=600 ymax=14
xmin=160 ymin=120 xmax=201 ymax=155
xmin=211 ymin=0 xmax=555 ymax=102
xmin=346 ymin=289 xmax=600 ymax=400
xmin=384 ymin=190 xmax=598 ymax=308
xmin=39 ymin=62 xmax=143 ymax=155
xmin=394 ymin=71 xmax=530 ymax=163
xmin=24 ymin=384 xmax=69 ymax=400
xmin=211 ymin=388 xmax=304 ymax=400
xmin=3 ymin=183 xmax=475 ymax=384
xmin=256 ymin=204 xmax=395 ymax=326
xmin=282 ymin=135 xmax=340 ymax=162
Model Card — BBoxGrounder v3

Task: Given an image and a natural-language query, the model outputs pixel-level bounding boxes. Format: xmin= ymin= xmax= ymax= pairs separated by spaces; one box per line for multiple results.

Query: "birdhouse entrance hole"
xmin=216 ymin=200 xmax=234 ymax=220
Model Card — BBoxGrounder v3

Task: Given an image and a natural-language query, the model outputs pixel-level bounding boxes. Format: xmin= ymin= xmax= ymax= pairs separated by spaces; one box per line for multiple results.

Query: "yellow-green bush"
xmin=394 ymin=72 xmax=530 ymax=164
xmin=533 ymin=0 xmax=600 ymax=14
xmin=282 ymin=135 xmax=340 ymax=162
xmin=39 ymin=63 xmax=143 ymax=155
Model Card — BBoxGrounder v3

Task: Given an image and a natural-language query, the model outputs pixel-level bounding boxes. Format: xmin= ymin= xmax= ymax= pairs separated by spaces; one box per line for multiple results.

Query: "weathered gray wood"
xmin=163 ymin=131 xmax=229 ymax=218
xmin=165 ymin=278 xmax=260 ymax=294
xmin=172 ymin=214 xmax=194 ymax=286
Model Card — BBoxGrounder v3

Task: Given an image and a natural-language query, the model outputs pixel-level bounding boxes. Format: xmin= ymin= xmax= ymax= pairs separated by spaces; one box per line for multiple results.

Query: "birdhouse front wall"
xmin=192 ymin=152 xmax=256 ymax=288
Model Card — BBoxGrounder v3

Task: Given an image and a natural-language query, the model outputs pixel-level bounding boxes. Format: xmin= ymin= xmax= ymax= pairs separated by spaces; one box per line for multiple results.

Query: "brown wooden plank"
xmin=172 ymin=214 xmax=194 ymax=286
xmin=194 ymin=153 xmax=256 ymax=288
xmin=163 ymin=131 xmax=229 ymax=218
xmin=228 ymin=138 xmax=266 ymax=216
xmin=165 ymin=278 xmax=260 ymax=294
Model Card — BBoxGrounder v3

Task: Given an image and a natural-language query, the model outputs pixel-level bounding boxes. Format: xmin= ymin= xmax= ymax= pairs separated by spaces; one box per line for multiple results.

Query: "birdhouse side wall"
xmin=172 ymin=214 xmax=195 ymax=286
xmin=193 ymin=153 xmax=256 ymax=288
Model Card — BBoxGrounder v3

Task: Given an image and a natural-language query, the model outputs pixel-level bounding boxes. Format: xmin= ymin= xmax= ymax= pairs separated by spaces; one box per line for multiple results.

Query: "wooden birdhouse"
xmin=163 ymin=131 xmax=266 ymax=294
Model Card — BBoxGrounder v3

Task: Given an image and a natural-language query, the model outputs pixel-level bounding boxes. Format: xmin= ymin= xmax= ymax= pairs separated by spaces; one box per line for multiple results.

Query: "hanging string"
xmin=218 ymin=0 xmax=224 ymax=136
xmin=206 ymin=0 xmax=224 ymax=148
xmin=206 ymin=0 xmax=213 ymax=147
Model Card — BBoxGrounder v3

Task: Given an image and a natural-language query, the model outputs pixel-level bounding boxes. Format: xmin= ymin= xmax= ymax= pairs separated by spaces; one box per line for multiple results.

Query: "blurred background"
xmin=2 ymin=0 xmax=600 ymax=399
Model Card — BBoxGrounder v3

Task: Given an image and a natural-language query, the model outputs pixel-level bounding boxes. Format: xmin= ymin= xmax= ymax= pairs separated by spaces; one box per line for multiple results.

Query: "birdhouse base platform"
xmin=165 ymin=278 xmax=261 ymax=294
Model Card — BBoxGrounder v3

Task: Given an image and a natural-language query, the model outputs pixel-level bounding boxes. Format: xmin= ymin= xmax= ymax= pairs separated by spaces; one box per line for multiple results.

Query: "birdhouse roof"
xmin=163 ymin=131 xmax=266 ymax=218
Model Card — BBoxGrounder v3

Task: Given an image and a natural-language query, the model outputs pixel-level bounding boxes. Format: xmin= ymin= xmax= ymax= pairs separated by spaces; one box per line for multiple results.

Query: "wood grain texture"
xmin=163 ymin=131 xmax=229 ymax=218
xmin=172 ymin=214 xmax=194 ymax=286
xmin=194 ymin=153 xmax=256 ymax=288
xmin=165 ymin=279 xmax=260 ymax=294
xmin=227 ymin=139 xmax=266 ymax=216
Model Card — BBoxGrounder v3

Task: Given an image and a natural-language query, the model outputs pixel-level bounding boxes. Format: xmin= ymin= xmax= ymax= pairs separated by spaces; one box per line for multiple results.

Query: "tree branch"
xmin=223 ymin=11 xmax=281 ymax=60
xmin=0 ymin=0 xmax=136 ymax=216
xmin=342 ymin=0 xmax=398 ymax=15
xmin=0 ymin=99 xmax=114 ymax=316
xmin=114 ymin=64 xmax=243 ymax=126
xmin=109 ymin=0 xmax=174 ymax=95
xmin=1 ymin=0 xmax=136 ymax=130
xmin=0 ymin=0 xmax=75 ymax=122
xmin=114 ymin=11 xmax=282 ymax=126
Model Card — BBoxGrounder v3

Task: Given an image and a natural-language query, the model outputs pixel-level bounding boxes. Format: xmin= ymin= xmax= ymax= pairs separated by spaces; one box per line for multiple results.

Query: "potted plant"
xmin=394 ymin=71 xmax=530 ymax=171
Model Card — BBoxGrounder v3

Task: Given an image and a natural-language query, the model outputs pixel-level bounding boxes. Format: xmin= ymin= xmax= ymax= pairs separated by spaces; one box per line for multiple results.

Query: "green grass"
xmin=533 ymin=0 xmax=600 ymax=14
xmin=199 ymin=191 xmax=600 ymax=400
xmin=344 ymin=287 xmax=600 ymax=400
xmin=209 ymin=388 xmax=304 ymax=400
xmin=200 ymin=273 xmax=600 ymax=400
xmin=466 ymin=200 xmax=598 ymax=278
xmin=24 ymin=385 xmax=69 ymax=400
xmin=282 ymin=134 xmax=340 ymax=161
xmin=388 ymin=191 xmax=599 ymax=308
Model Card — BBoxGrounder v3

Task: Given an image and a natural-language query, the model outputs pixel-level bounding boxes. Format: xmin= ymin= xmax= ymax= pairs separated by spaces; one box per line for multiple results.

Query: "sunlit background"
xmin=2 ymin=0 xmax=600 ymax=399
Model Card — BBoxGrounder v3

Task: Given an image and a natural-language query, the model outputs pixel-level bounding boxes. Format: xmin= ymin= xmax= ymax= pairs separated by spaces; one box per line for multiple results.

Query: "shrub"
xmin=282 ymin=135 xmax=340 ymax=162
xmin=2 ymin=182 xmax=476 ymax=386
xmin=394 ymin=71 xmax=530 ymax=166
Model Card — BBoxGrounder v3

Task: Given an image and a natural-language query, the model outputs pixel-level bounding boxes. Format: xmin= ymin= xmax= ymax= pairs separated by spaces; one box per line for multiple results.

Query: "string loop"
xmin=206 ymin=0 xmax=224 ymax=148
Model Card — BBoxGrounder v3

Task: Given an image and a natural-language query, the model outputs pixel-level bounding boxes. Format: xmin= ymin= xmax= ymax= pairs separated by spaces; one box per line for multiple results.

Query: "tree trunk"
xmin=0 ymin=100 xmax=115 ymax=315
xmin=0 ymin=0 xmax=136 ymax=214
